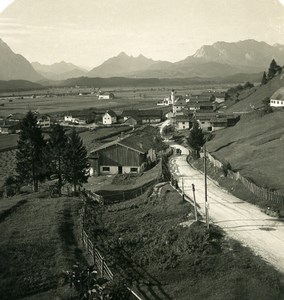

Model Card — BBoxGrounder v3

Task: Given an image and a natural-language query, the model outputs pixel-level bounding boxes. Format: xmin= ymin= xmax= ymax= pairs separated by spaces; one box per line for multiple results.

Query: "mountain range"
xmin=1 ymin=38 xmax=284 ymax=82
xmin=31 ymin=61 xmax=88 ymax=80
xmin=0 ymin=39 xmax=42 ymax=81
xmin=88 ymin=40 xmax=284 ymax=78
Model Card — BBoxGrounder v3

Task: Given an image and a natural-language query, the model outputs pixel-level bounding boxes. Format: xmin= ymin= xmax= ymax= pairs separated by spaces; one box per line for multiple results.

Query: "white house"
xmin=103 ymin=110 xmax=117 ymax=125
xmin=98 ymin=92 xmax=114 ymax=100
xmin=175 ymin=115 xmax=191 ymax=130
xmin=270 ymin=88 xmax=284 ymax=107
xmin=37 ymin=115 xmax=51 ymax=128
xmin=64 ymin=115 xmax=73 ymax=122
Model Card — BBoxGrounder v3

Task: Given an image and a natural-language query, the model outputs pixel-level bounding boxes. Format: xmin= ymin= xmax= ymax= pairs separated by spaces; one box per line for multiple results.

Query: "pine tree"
xmin=16 ymin=111 xmax=46 ymax=192
xmin=267 ymin=59 xmax=281 ymax=80
xmin=261 ymin=71 xmax=268 ymax=85
xmin=47 ymin=124 xmax=68 ymax=195
xmin=187 ymin=121 xmax=206 ymax=158
xmin=63 ymin=128 xmax=89 ymax=194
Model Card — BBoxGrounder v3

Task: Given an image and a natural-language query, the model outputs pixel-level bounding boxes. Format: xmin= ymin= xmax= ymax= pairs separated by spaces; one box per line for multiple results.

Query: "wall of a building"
xmin=270 ymin=99 xmax=284 ymax=107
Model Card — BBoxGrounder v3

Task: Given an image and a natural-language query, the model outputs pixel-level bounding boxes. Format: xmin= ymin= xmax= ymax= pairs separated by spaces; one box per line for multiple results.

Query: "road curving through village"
xmin=169 ymin=151 xmax=284 ymax=274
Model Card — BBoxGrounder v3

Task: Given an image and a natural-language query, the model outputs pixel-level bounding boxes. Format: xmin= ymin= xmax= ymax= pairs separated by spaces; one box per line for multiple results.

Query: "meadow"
xmin=0 ymin=84 xmax=229 ymax=117
xmin=0 ymin=194 xmax=85 ymax=299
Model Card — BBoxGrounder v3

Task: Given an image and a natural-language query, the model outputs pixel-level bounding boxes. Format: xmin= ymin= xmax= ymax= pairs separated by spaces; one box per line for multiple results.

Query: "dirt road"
xmin=170 ymin=153 xmax=284 ymax=273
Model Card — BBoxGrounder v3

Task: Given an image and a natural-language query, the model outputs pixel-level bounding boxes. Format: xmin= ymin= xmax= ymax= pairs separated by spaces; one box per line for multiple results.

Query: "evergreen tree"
xmin=16 ymin=111 xmax=46 ymax=192
xmin=267 ymin=59 xmax=282 ymax=80
xmin=261 ymin=71 xmax=268 ymax=85
xmin=47 ymin=124 xmax=68 ymax=195
xmin=63 ymin=128 xmax=89 ymax=194
xmin=187 ymin=121 xmax=206 ymax=158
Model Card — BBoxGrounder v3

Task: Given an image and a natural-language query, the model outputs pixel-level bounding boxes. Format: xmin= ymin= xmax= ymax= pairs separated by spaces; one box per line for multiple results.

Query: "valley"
xmin=0 ymin=4 xmax=284 ymax=298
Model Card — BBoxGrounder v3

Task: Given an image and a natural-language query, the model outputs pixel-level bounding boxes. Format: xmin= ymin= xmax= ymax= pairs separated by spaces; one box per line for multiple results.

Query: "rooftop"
xmin=271 ymin=87 xmax=284 ymax=101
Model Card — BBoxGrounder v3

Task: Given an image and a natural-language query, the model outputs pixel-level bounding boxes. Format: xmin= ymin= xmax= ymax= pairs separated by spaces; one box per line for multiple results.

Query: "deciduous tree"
xmin=187 ymin=121 xmax=205 ymax=158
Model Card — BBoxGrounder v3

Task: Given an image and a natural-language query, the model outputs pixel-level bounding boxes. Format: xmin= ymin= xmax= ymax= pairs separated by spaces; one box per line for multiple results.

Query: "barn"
xmin=89 ymin=133 xmax=157 ymax=175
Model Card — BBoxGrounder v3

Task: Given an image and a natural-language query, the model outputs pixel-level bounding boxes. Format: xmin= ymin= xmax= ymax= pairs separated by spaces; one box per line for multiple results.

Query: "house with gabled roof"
xmin=175 ymin=115 xmax=192 ymax=130
xmin=103 ymin=110 xmax=117 ymax=125
xmin=89 ymin=130 xmax=157 ymax=175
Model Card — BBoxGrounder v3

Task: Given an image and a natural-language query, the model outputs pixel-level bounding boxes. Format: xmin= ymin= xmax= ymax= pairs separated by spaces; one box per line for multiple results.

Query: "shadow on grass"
xmin=58 ymin=206 xmax=85 ymax=263
xmin=0 ymin=199 xmax=27 ymax=223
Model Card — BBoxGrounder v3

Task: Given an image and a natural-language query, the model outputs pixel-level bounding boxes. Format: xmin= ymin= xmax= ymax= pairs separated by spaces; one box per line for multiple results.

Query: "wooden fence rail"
xmin=79 ymin=192 xmax=143 ymax=299
xmin=207 ymin=153 xmax=284 ymax=205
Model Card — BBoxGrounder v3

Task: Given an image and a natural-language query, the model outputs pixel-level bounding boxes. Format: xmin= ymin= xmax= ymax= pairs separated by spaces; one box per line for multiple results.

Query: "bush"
xmin=3 ymin=175 xmax=21 ymax=197
xmin=222 ymin=162 xmax=232 ymax=177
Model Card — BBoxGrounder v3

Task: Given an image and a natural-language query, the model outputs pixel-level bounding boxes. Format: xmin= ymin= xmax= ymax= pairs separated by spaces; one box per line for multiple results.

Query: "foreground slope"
xmin=0 ymin=194 xmax=84 ymax=300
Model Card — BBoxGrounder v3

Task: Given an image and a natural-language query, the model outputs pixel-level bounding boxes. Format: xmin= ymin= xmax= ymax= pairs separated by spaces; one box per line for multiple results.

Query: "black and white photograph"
xmin=0 ymin=0 xmax=284 ymax=299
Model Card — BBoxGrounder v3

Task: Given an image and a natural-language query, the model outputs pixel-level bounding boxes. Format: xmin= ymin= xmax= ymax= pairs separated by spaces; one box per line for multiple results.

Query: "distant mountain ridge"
xmin=88 ymin=52 xmax=168 ymax=77
xmin=1 ymin=39 xmax=284 ymax=82
xmin=88 ymin=40 xmax=284 ymax=78
xmin=0 ymin=39 xmax=42 ymax=81
xmin=32 ymin=61 xmax=88 ymax=80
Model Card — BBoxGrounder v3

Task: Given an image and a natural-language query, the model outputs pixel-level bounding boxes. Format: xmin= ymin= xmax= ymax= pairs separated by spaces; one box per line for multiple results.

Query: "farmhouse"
xmin=89 ymin=132 xmax=157 ymax=175
xmin=121 ymin=109 xmax=163 ymax=124
xmin=37 ymin=115 xmax=51 ymax=128
xmin=102 ymin=110 xmax=117 ymax=125
xmin=98 ymin=92 xmax=114 ymax=100
xmin=187 ymin=101 xmax=216 ymax=111
xmin=173 ymin=98 xmax=187 ymax=114
xmin=64 ymin=111 xmax=95 ymax=124
xmin=270 ymin=88 xmax=284 ymax=107
xmin=175 ymin=115 xmax=192 ymax=130
xmin=124 ymin=115 xmax=141 ymax=126
xmin=0 ymin=120 xmax=20 ymax=134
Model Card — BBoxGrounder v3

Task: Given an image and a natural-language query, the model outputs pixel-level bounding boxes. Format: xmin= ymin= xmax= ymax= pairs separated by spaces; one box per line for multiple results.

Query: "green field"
xmin=0 ymin=194 xmax=85 ymax=300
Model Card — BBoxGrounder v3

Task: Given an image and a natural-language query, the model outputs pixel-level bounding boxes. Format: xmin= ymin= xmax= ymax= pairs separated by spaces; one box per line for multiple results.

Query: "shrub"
xmin=222 ymin=162 xmax=232 ymax=177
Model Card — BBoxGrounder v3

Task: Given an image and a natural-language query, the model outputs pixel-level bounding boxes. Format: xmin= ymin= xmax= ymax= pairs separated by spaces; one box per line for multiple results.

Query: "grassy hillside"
xmin=207 ymin=71 xmax=284 ymax=192
xmin=208 ymin=110 xmax=284 ymax=192
xmin=226 ymin=71 xmax=284 ymax=113
xmin=84 ymin=184 xmax=283 ymax=300
xmin=0 ymin=194 xmax=84 ymax=300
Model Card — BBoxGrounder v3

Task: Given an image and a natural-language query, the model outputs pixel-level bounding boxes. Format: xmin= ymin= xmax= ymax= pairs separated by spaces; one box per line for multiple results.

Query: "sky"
xmin=0 ymin=0 xmax=284 ymax=69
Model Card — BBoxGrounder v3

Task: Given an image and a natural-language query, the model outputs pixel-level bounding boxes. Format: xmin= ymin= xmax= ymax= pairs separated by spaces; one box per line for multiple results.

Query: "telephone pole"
xmin=192 ymin=184 xmax=198 ymax=221
xmin=204 ymin=145 xmax=209 ymax=229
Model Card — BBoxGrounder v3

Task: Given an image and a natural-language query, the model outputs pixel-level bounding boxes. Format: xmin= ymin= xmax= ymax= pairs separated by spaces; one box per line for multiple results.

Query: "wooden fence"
xmin=79 ymin=194 xmax=143 ymax=300
xmin=207 ymin=153 xmax=284 ymax=205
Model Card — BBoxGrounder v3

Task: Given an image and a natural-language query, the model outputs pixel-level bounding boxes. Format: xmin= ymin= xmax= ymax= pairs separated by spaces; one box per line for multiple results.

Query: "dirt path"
xmin=170 ymin=154 xmax=284 ymax=274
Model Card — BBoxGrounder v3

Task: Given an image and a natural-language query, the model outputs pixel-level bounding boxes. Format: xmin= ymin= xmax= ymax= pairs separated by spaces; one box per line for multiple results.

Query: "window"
xmin=182 ymin=122 xmax=185 ymax=124
xmin=102 ymin=167 xmax=110 ymax=171
xmin=130 ymin=167 xmax=138 ymax=172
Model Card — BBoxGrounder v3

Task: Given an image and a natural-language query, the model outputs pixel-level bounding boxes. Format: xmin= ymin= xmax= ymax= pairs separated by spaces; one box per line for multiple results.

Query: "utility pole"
xmin=204 ymin=145 xmax=209 ymax=229
xmin=192 ymin=184 xmax=198 ymax=222
xmin=182 ymin=177 xmax=184 ymax=201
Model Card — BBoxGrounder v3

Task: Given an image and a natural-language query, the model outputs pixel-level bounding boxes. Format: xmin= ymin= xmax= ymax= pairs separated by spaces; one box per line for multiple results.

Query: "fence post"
xmin=101 ymin=258 xmax=104 ymax=278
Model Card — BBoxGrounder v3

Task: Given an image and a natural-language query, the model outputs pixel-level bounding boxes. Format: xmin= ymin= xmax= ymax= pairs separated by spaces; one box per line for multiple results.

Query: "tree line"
xmin=8 ymin=111 xmax=89 ymax=196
